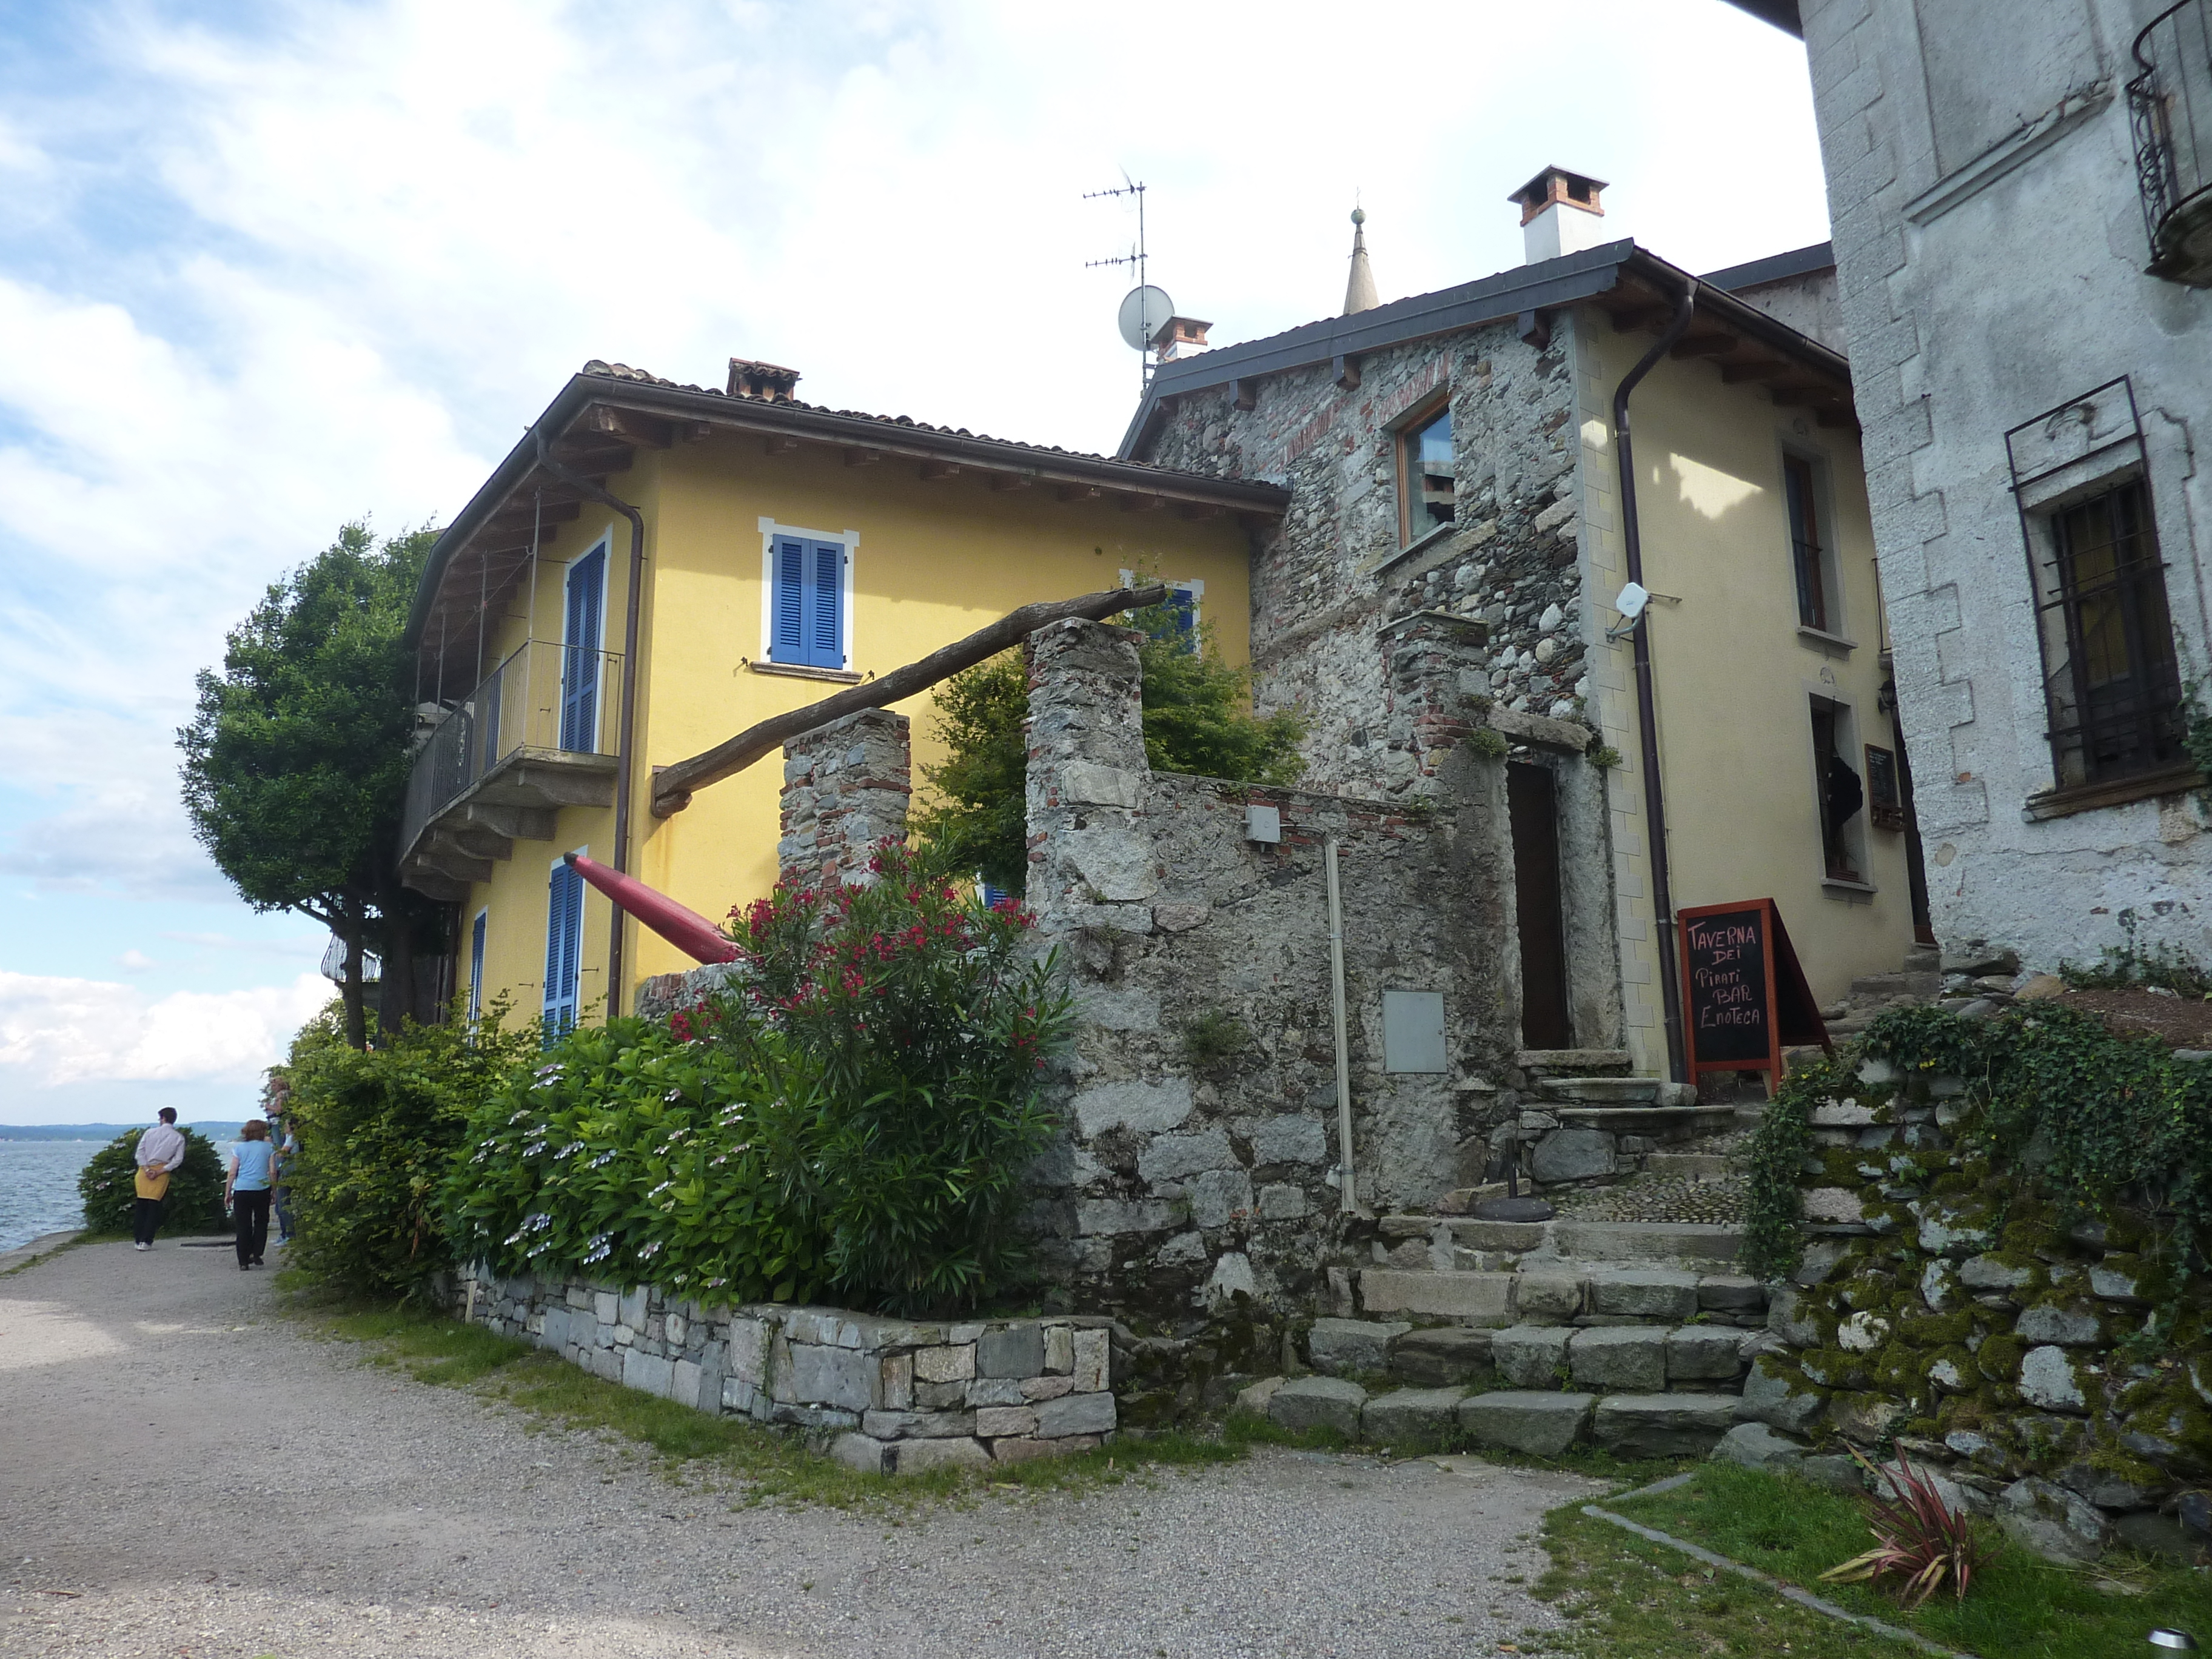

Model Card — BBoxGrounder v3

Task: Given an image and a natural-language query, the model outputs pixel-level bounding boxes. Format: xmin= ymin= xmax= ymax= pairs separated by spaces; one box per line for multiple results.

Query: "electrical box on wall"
xmin=1246 ymin=804 xmax=1281 ymax=843
xmin=1382 ymin=990 xmax=1448 ymax=1073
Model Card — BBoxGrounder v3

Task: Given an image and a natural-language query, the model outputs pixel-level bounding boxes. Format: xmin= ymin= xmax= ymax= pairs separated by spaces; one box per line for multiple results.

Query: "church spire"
xmin=1342 ymin=206 xmax=1379 ymax=316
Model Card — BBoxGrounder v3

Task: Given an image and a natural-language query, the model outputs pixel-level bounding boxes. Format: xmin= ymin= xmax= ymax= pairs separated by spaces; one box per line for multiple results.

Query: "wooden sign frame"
xmin=1677 ymin=897 xmax=1832 ymax=1097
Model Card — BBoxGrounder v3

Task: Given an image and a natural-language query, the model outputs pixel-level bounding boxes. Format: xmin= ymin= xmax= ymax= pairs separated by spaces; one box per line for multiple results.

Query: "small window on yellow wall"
xmin=1400 ymin=405 xmax=1456 ymax=543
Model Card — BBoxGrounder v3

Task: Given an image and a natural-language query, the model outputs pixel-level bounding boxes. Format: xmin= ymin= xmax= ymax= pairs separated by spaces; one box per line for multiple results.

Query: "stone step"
xmin=1903 ymin=946 xmax=1942 ymax=973
xmin=1258 ymin=1374 xmax=1744 ymax=1458
xmin=1535 ymin=1075 xmax=1663 ymax=1104
xmin=1537 ymin=1103 xmax=1736 ymax=1136
xmin=1849 ymin=970 xmax=1943 ymax=999
xmin=1517 ymin=1047 xmax=1634 ymax=1078
xmin=1355 ymin=1257 xmax=1760 ymax=1327
xmin=1373 ymin=1216 xmax=1748 ymax=1269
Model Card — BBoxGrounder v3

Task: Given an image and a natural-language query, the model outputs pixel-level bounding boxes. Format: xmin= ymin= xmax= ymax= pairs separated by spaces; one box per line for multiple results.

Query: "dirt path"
xmin=0 ymin=1240 xmax=1597 ymax=1658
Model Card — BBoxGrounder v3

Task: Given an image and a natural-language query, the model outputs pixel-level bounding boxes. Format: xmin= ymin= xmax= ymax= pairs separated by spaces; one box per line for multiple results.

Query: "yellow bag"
xmin=134 ymin=1167 xmax=171 ymax=1202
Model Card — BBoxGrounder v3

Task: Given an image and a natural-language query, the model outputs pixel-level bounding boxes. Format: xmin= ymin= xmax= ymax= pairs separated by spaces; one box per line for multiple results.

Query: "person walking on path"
xmin=132 ymin=1107 xmax=188 ymax=1252
xmin=226 ymin=1121 xmax=276 ymax=1270
xmin=267 ymin=1102 xmax=299 ymax=1246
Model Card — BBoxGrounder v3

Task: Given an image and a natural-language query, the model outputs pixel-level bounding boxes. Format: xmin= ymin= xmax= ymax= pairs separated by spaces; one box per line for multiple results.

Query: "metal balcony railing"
xmin=398 ymin=638 xmax=623 ymax=862
xmin=2130 ymin=0 xmax=2212 ymax=285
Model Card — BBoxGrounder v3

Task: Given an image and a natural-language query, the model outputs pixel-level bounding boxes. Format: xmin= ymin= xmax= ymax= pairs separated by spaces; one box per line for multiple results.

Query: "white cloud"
xmin=116 ymin=950 xmax=155 ymax=971
xmin=0 ymin=969 xmax=331 ymax=1087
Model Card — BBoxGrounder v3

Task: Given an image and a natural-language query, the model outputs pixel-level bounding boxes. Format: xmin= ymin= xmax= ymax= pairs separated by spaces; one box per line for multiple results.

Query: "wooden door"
xmin=1509 ymin=762 xmax=1574 ymax=1050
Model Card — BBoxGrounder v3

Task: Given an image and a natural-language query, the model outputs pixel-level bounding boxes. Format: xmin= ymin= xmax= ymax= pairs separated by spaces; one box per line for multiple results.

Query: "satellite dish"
xmin=1117 ymin=284 xmax=1175 ymax=351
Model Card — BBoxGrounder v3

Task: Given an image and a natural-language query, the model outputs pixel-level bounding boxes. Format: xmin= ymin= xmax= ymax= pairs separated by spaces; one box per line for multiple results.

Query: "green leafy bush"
xmin=2059 ymin=909 xmax=2212 ymax=997
xmin=1740 ymin=1000 xmax=2212 ymax=1289
xmin=286 ymin=1002 xmax=538 ymax=1300
xmin=910 ymin=602 xmax=1305 ymax=895
xmin=77 ymin=1127 xmax=227 ymax=1236
xmin=447 ymin=843 xmax=1073 ymax=1313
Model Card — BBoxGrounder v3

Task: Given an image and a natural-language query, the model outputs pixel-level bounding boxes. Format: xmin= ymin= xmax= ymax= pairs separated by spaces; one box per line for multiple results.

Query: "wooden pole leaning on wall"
xmin=649 ymin=581 xmax=1167 ymax=817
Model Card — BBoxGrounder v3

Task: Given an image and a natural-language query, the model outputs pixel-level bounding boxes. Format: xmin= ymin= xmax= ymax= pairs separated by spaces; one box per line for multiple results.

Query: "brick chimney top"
xmin=728 ymin=358 xmax=802 ymax=401
xmin=1509 ymin=166 xmax=1607 ymax=226
xmin=1509 ymin=167 xmax=1610 ymax=264
xmin=1152 ymin=317 xmax=1213 ymax=361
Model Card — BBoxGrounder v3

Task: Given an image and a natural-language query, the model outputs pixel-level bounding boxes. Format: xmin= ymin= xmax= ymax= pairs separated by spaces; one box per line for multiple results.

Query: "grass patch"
xmin=297 ymin=1294 xmax=1259 ymax=1510
xmin=1535 ymin=1460 xmax=2212 ymax=1659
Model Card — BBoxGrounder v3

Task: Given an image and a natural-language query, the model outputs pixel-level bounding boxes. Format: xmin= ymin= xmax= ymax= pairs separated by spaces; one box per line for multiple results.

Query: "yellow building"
xmin=399 ymin=359 xmax=1285 ymax=1025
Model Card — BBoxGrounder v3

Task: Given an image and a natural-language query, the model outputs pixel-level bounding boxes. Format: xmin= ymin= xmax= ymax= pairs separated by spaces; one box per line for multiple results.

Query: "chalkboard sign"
xmin=1865 ymin=745 xmax=1905 ymax=831
xmin=1678 ymin=898 xmax=1830 ymax=1092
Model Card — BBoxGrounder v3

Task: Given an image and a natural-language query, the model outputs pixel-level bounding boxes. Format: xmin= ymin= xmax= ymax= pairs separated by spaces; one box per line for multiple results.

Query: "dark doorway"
xmin=1888 ymin=688 xmax=1936 ymax=945
xmin=1509 ymin=762 xmax=1574 ymax=1050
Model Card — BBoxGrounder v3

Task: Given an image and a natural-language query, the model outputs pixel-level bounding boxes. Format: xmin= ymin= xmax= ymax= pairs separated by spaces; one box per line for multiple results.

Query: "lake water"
xmin=0 ymin=1140 xmax=102 ymax=1253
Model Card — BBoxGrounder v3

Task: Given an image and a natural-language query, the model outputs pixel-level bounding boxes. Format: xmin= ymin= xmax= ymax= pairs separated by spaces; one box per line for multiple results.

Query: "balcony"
xmin=398 ymin=639 xmax=623 ymax=901
xmin=2130 ymin=0 xmax=2212 ymax=286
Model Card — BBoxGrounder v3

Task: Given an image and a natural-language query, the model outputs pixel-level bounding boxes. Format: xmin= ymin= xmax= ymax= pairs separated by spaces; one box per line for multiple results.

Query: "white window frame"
xmin=758 ymin=517 xmax=858 ymax=670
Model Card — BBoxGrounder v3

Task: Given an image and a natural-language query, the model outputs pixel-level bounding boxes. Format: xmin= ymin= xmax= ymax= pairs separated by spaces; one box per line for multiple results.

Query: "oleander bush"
xmin=446 ymin=842 xmax=1074 ymax=1313
xmin=77 ymin=1127 xmax=227 ymax=1236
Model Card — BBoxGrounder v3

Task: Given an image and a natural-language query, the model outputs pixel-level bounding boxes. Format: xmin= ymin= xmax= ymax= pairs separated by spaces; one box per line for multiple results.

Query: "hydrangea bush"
xmin=447 ymin=843 xmax=1072 ymax=1313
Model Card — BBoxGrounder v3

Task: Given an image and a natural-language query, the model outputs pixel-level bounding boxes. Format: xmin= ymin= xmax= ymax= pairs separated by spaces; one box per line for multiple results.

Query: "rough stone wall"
xmin=454 ymin=1265 xmax=1119 ymax=1475
xmin=1798 ymin=0 xmax=2212 ymax=974
xmin=1747 ymin=1057 xmax=2210 ymax=1561
xmin=1021 ymin=618 xmax=1517 ymax=1324
xmin=1139 ymin=320 xmax=1587 ymax=800
xmin=776 ymin=706 xmax=911 ymax=889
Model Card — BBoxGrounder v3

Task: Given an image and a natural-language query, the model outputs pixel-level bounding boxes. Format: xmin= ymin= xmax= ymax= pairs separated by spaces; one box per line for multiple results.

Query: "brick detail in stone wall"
xmin=777 ymin=707 xmax=911 ymax=891
xmin=456 ymin=1265 xmax=1117 ymax=1475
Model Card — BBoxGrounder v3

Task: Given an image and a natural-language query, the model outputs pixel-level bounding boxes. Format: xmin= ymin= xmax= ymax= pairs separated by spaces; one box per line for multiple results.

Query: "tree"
xmin=179 ymin=521 xmax=444 ymax=1047
xmin=909 ymin=603 xmax=1307 ymax=893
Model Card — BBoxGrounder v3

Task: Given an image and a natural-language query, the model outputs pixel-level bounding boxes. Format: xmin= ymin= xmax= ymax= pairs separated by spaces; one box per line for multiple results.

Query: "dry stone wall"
xmin=1021 ymin=618 xmax=1513 ymax=1322
xmin=455 ymin=1264 xmax=1118 ymax=1476
xmin=1741 ymin=1058 xmax=2212 ymax=1563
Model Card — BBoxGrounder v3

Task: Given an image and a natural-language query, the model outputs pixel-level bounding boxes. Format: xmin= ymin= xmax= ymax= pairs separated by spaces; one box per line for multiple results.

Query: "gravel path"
xmin=1 ymin=1240 xmax=1599 ymax=1658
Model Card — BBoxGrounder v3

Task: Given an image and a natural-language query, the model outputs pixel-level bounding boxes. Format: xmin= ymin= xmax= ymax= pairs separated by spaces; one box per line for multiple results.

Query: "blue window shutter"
xmin=771 ymin=537 xmax=806 ymax=662
xmin=560 ymin=548 xmax=606 ymax=751
xmin=1166 ymin=586 xmax=1197 ymax=652
xmin=543 ymin=863 xmax=582 ymax=1039
xmin=809 ymin=541 xmax=843 ymax=667
xmin=469 ymin=912 xmax=487 ymax=1024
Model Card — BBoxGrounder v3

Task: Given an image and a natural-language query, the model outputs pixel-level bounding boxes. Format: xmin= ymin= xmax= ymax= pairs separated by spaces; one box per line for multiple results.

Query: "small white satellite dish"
xmin=1614 ymin=581 xmax=1651 ymax=622
xmin=1117 ymin=284 xmax=1176 ymax=351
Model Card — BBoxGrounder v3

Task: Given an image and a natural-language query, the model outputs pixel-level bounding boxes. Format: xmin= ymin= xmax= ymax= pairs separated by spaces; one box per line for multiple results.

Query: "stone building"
xmin=1118 ymin=175 xmax=1924 ymax=1081
xmin=1740 ymin=0 xmax=2212 ymax=973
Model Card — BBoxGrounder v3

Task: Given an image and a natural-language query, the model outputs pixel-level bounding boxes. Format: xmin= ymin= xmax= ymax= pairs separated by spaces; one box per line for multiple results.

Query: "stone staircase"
xmin=1255 ymin=1147 xmax=1777 ymax=1456
xmin=1817 ymin=943 xmax=1943 ymax=1041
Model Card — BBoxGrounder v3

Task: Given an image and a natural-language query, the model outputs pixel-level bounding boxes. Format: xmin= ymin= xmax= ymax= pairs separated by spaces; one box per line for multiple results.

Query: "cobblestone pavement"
xmin=1547 ymin=1171 xmax=1747 ymax=1225
xmin=1 ymin=1241 xmax=1600 ymax=1659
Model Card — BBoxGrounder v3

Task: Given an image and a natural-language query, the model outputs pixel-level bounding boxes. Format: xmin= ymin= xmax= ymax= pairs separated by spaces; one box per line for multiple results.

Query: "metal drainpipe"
xmin=1612 ymin=279 xmax=1698 ymax=1084
xmin=535 ymin=434 xmax=647 ymax=1019
xmin=1324 ymin=834 xmax=1366 ymax=1218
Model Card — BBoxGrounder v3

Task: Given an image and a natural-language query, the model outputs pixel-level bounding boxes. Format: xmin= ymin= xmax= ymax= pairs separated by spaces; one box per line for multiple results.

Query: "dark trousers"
xmin=233 ymin=1190 xmax=272 ymax=1265
xmin=132 ymin=1196 xmax=166 ymax=1246
xmin=272 ymin=1186 xmax=295 ymax=1242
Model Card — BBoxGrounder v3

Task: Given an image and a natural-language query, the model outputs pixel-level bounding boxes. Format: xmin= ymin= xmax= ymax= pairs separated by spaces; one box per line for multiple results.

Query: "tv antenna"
xmin=1085 ymin=176 xmax=1169 ymax=392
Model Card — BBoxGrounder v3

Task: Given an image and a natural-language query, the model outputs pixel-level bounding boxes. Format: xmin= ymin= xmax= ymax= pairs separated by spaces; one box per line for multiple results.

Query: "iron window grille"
xmin=1784 ymin=453 xmax=1829 ymax=631
xmin=2006 ymin=378 xmax=2185 ymax=791
xmin=2128 ymin=0 xmax=2212 ymax=286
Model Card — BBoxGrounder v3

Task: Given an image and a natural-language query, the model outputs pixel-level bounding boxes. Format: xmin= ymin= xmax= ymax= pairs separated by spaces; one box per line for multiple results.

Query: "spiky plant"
xmin=1819 ymin=1447 xmax=1988 ymax=1609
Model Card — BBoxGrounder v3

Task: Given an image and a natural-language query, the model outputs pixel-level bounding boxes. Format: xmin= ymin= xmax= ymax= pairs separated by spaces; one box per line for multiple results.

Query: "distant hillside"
xmin=0 ymin=1122 xmax=249 ymax=1142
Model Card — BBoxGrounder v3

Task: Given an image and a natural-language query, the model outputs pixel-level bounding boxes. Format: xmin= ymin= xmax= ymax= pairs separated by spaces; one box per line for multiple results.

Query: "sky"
xmin=0 ymin=0 xmax=1822 ymax=1125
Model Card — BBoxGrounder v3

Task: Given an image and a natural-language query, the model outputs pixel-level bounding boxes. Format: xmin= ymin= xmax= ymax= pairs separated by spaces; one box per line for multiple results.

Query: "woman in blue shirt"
xmin=227 ymin=1121 xmax=276 ymax=1271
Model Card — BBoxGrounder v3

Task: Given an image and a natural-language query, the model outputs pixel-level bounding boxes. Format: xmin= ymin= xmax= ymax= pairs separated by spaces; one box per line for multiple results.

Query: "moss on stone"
xmin=1976 ymin=1331 xmax=2026 ymax=1385
xmin=1798 ymin=1346 xmax=1869 ymax=1390
xmin=1902 ymin=1309 xmax=1976 ymax=1347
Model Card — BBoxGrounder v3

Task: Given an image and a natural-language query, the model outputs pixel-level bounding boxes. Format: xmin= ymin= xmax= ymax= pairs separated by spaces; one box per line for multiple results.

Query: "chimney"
xmin=1509 ymin=166 xmax=1609 ymax=264
xmin=1152 ymin=316 xmax=1213 ymax=362
xmin=728 ymin=358 xmax=802 ymax=401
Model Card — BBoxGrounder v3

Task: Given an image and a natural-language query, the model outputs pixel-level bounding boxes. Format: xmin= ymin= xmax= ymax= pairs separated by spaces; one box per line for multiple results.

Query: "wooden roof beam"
xmin=1671 ymin=333 xmax=1738 ymax=359
xmin=1720 ymin=358 xmax=1801 ymax=386
xmin=576 ymin=404 xmax=672 ymax=449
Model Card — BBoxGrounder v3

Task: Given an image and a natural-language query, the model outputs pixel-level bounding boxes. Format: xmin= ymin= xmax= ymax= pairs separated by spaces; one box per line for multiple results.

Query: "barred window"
xmin=2033 ymin=478 xmax=2184 ymax=788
